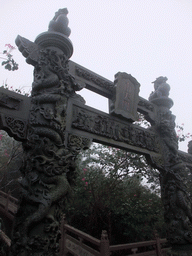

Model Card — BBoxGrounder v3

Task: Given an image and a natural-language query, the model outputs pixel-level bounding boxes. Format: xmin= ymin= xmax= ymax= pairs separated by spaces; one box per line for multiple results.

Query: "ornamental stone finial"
xmin=35 ymin=8 xmax=73 ymax=58
xmin=48 ymin=8 xmax=71 ymax=37
xmin=149 ymin=76 xmax=173 ymax=108
xmin=149 ymin=76 xmax=170 ymax=100
xmin=16 ymin=8 xmax=73 ymax=65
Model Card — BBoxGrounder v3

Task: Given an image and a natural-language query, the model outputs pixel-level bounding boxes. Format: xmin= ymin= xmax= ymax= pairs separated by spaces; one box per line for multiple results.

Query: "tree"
xmin=0 ymin=45 xmax=22 ymax=197
xmin=0 ymin=44 xmax=18 ymax=71
xmin=65 ymin=143 xmax=166 ymax=244
xmin=0 ymin=130 xmax=22 ymax=197
xmin=65 ymin=120 xmax=192 ymax=244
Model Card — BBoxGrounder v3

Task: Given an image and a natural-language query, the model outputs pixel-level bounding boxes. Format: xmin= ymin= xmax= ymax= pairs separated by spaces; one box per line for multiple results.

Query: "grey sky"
xmin=0 ymin=0 xmax=192 ymax=151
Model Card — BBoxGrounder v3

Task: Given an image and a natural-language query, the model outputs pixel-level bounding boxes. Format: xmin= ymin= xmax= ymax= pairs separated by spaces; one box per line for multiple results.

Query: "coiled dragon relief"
xmin=10 ymin=9 xmax=90 ymax=255
xmin=149 ymin=91 xmax=192 ymax=246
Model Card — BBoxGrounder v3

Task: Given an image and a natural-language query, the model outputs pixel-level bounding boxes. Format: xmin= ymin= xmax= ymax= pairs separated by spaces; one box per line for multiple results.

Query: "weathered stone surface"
xmin=0 ymin=7 xmax=190 ymax=256
xmin=9 ymin=9 xmax=85 ymax=256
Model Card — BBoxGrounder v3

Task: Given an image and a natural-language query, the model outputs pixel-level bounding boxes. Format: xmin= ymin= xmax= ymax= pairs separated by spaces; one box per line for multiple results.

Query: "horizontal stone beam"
xmin=0 ymin=87 xmax=31 ymax=141
xmin=68 ymin=60 xmax=156 ymax=122
xmin=65 ymin=99 xmax=162 ymax=159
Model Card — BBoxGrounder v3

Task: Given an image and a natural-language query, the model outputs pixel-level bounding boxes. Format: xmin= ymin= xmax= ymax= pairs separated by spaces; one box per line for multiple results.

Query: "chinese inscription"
xmin=71 ymin=103 xmax=160 ymax=154
xmin=109 ymin=72 xmax=140 ymax=121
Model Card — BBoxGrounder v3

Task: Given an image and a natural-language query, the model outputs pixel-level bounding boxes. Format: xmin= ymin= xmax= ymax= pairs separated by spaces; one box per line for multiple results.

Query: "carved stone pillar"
xmin=149 ymin=78 xmax=192 ymax=254
xmin=9 ymin=9 xmax=89 ymax=256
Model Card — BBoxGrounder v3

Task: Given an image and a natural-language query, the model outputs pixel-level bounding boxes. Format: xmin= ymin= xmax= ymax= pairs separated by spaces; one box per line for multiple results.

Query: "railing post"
xmin=131 ymin=248 xmax=138 ymax=254
xmin=100 ymin=230 xmax=110 ymax=256
xmin=154 ymin=231 xmax=162 ymax=256
xmin=5 ymin=190 xmax=11 ymax=212
xmin=60 ymin=215 xmax=66 ymax=256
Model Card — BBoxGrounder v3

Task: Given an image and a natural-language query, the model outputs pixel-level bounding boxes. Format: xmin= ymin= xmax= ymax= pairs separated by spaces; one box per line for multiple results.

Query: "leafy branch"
xmin=0 ymin=44 xmax=18 ymax=71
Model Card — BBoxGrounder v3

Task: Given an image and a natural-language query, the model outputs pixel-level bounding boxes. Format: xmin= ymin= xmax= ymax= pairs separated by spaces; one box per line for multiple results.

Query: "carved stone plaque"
xmin=109 ymin=72 xmax=140 ymax=122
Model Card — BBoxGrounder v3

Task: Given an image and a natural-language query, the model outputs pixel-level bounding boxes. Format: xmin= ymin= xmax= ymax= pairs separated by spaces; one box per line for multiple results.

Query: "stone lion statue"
xmin=149 ymin=76 xmax=170 ymax=101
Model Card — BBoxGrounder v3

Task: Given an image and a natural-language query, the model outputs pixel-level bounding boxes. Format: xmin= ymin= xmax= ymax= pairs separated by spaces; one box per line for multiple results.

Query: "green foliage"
xmin=0 ymin=131 xmax=22 ymax=196
xmin=1 ymin=81 xmax=31 ymax=97
xmin=176 ymin=123 xmax=192 ymax=143
xmin=65 ymin=144 xmax=166 ymax=244
xmin=0 ymin=44 xmax=18 ymax=71
xmin=65 ymin=119 xmax=191 ymax=243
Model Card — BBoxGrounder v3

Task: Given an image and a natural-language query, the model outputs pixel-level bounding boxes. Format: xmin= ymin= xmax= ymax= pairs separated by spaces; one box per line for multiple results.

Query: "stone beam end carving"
xmin=0 ymin=87 xmax=31 ymax=141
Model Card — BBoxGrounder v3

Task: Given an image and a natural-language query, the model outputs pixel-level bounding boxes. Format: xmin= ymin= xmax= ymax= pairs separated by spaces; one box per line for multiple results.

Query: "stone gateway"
xmin=0 ymin=8 xmax=192 ymax=256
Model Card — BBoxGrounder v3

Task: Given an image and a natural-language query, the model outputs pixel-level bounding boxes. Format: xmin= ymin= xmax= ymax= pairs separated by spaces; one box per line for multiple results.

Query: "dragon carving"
xmin=149 ymin=88 xmax=192 ymax=247
xmin=10 ymin=9 xmax=90 ymax=256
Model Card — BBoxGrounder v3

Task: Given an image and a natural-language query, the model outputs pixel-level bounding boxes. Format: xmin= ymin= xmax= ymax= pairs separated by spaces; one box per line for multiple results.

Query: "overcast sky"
xmin=0 ymin=0 xmax=192 ymax=151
